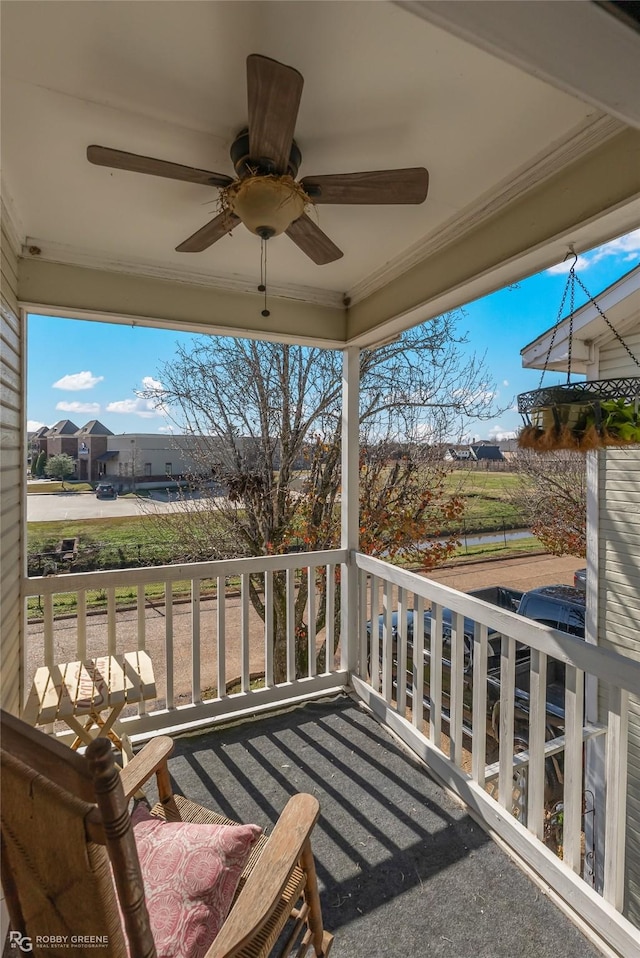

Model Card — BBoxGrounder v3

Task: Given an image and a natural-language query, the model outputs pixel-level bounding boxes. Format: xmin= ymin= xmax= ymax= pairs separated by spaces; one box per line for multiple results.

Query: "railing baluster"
xmin=191 ymin=578 xmax=201 ymax=705
xmin=241 ymin=572 xmax=250 ymax=693
xmin=325 ymin=564 xmax=335 ymax=675
xmin=286 ymin=567 xmax=296 ymax=682
xmin=604 ymin=685 xmax=629 ymax=909
xmin=527 ymin=649 xmax=548 ymax=839
xmin=76 ymin=590 xmax=87 ymax=662
xmin=471 ymin=623 xmax=488 ymax=786
xmin=107 ymin=588 xmax=116 ymax=655
xmin=137 ymin=584 xmax=147 ymax=715
xmin=382 ymin=579 xmax=393 ymax=703
xmin=563 ymin=664 xmax=585 ymax=873
xmin=165 ymin=581 xmax=174 ymax=709
xmin=396 ymin=587 xmax=407 ymax=715
xmin=359 ymin=570 xmax=368 ymax=682
xmin=44 ymin=594 xmax=54 ymax=669
xmin=412 ymin=594 xmax=425 ymax=732
xmin=449 ymin=610 xmax=464 ymax=767
xmin=217 ymin=575 xmax=226 ymax=699
xmin=308 ymin=565 xmax=316 ymax=678
xmin=370 ymin=575 xmax=380 ymax=693
xmin=264 ymin=570 xmax=274 ymax=687
xmin=498 ymin=635 xmax=516 ymax=810
xmin=429 ymin=602 xmax=443 ymax=747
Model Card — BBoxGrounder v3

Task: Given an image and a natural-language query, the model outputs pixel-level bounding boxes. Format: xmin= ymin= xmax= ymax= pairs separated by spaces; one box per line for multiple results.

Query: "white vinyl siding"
xmin=597 ymin=448 xmax=640 ymax=924
xmin=0 ymin=219 xmax=23 ymax=716
xmin=597 ymin=321 xmax=640 ymax=379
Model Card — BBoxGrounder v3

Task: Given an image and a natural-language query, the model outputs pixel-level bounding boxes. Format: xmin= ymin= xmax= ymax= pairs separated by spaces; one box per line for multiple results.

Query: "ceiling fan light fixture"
xmin=226 ymin=174 xmax=307 ymax=237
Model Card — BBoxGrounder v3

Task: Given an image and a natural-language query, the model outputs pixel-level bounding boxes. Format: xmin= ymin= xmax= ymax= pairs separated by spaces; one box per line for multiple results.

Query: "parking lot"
xmin=27 ymin=491 xmax=197 ymax=522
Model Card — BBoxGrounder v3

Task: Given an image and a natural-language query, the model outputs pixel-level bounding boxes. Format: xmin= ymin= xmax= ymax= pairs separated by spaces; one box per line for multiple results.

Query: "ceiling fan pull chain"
xmin=259 ymin=237 xmax=270 ymax=317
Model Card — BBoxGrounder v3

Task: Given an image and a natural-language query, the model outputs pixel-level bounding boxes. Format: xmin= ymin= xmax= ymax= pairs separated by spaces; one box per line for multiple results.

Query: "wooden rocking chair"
xmin=1 ymin=709 xmax=334 ymax=958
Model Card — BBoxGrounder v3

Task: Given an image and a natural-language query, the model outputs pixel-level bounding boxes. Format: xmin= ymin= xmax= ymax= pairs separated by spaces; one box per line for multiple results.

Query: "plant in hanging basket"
xmin=517 ymin=396 xmax=640 ymax=452
xmin=516 ymin=259 xmax=640 ymax=453
xmin=597 ymin=398 xmax=640 ymax=445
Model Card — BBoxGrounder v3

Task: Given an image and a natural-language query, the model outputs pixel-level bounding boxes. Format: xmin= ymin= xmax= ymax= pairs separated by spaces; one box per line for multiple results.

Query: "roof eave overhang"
xmin=521 ymin=266 xmax=640 ymax=372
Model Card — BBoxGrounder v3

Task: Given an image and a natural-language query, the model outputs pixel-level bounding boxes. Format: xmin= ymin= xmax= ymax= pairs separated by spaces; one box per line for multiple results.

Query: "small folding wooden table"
xmin=23 ymin=651 xmax=156 ymax=759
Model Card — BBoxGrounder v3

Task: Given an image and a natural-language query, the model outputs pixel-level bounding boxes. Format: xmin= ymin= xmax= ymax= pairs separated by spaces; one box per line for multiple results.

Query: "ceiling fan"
xmin=87 ymin=54 xmax=429 ymax=266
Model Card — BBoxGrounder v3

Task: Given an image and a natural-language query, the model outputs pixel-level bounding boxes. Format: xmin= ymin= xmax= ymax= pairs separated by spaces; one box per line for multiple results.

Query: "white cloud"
xmin=52 ymin=370 xmax=104 ymax=391
xmin=27 ymin=419 xmax=46 ymax=432
xmin=487 ymin=424 xmax=517 ymax=441
xmin=55 ymin=401 xmax=100 ymax=414
xmin=158 ymin=424 xmax=176 ymax=434
xmin=547 ymin=228 xmax=640 ymax=275
xmin=107 ymin=375 xmax=168 ymax=419
xmin=590 ymin=228 xmax=640 ymax=263
xmin=502 ymin=380 xmax=509 ymax=387
xmin=106 ymin=376 xmax=169 ymax=420
xmin=106 ymin=397 xmax=157 ymax=418
xmin=546 ymin=254 xmax=590 ymax=275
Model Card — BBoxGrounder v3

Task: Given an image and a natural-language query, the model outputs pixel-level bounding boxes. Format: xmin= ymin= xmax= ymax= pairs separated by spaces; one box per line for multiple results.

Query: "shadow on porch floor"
xmin=158 ymin=694 xmax=601 ymax=958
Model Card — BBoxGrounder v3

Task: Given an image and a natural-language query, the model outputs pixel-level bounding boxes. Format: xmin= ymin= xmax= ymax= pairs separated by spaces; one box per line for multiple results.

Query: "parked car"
xmin=574 ymin=568 xmax=586 ymax=590
xmin=95 ymin=482 xmax=117 ymax=500
xmin=367 ymin=583 xmax=587 ymax=804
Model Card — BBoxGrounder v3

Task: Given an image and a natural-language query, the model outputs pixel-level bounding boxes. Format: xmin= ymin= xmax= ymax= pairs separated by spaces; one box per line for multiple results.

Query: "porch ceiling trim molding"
xmin=397 ymin=1 xmax=640 ymax=131
xmin=18 ymin=259 xmax=347 ymax=348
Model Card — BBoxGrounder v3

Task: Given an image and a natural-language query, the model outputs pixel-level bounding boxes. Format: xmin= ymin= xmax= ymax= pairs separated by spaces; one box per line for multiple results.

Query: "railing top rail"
xmin=356 ymin=553 xmax=640 ymax=697
xmin=23 ymin=549 xmax=348 ymax=596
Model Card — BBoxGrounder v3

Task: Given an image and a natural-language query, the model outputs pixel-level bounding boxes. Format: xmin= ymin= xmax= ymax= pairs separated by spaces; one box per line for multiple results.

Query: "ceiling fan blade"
xmin=176 ymin=212 xmax=241 ymax=253
xmin=246 ymin=55 xmax=303 ymax=173
xmin=87 ymin=146 xmax=233 ymax=188
xmin=285 ymin=214 xmax=343 ymax=265
xmin=301 ymin=168 xmax=429 ymax=204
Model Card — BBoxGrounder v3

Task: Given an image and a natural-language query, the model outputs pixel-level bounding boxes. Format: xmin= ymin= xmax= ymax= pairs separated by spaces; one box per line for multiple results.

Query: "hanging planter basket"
xmin=516 ymin=259 xmax=640 ymax=453
xmin=518 ymin=379 xmax=640 ymax=452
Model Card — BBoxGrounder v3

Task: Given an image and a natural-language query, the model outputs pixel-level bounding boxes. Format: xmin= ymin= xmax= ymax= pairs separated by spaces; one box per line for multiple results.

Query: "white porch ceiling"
xmin=2 ymin=1 xmax=639 ymax=346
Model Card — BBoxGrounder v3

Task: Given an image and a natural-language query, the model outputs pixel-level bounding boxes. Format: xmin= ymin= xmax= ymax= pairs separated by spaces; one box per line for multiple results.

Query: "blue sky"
xmin=27 ymin=228 xmax=640 ymax=440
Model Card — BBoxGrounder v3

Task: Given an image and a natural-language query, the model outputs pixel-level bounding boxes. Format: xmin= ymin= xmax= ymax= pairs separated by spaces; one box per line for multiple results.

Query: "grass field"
xmin=27 ymin=468 xmax=532 ymax=616
xmin=442 ymin=470 xmax=524 ymax=532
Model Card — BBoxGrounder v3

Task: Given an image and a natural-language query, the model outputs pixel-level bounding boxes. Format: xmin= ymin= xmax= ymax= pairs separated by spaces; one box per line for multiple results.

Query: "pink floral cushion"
xmin=130 ymin=805 xmax=262 ymax=958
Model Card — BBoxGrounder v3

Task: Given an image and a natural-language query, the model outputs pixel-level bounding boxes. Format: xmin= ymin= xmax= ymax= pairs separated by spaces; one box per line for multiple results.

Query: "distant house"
xmin=445 ymin=443 xmax=504 ymax=463
xmin=43 ymin=419 xmax=80 ymax=460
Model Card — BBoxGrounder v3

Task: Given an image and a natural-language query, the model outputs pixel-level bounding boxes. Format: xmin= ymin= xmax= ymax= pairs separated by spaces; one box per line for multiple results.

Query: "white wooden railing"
xmin=352 ymin=553 xmax=640 ymax=958
xmin=22 ymin=549 xmax=640 ymax=955
xmin=22 ymin=550 xmax=349 ymax=738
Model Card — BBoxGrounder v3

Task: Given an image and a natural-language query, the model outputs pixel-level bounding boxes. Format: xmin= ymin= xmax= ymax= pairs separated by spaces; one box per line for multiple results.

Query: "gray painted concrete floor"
xmin=158 ymin=694 xmax=604 ymax=958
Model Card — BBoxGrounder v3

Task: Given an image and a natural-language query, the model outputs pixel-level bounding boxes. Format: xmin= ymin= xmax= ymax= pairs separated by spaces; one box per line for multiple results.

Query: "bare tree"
xmin=508 ymin=450 xmax=586 ymax=557
xmin=141 ymin=312 xmax=505 ymax=680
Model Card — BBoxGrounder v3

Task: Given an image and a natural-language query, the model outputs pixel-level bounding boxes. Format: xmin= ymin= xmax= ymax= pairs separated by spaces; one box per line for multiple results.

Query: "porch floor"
xmin=155 ymin=694 xmax=601 ymax=958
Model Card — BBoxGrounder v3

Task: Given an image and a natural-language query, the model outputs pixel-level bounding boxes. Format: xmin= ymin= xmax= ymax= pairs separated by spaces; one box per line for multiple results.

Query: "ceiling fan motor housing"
xmin=230 ymin=129 xmax=302 ymax=179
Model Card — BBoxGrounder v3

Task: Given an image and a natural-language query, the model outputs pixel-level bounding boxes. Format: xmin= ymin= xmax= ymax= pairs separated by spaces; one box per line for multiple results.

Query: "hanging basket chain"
xmin=566 ymin=266 xmax=575 ymax=383
xmin=538 ymin=268 xmax=573 ymax=390
xmin=573 ymin=272 xmax=640 ymax=371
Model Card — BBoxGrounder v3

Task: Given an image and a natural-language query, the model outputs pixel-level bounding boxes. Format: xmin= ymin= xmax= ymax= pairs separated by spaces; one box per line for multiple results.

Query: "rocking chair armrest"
xmin=119 ymin=735 xmax=174 ymax=800
xmin=205 ymin=793 xmax=321 ymax=958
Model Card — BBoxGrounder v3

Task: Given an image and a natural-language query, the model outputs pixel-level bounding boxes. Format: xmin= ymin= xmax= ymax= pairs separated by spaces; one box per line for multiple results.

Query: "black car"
xmin=95 ymin=482 xmax=117 ymax=500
